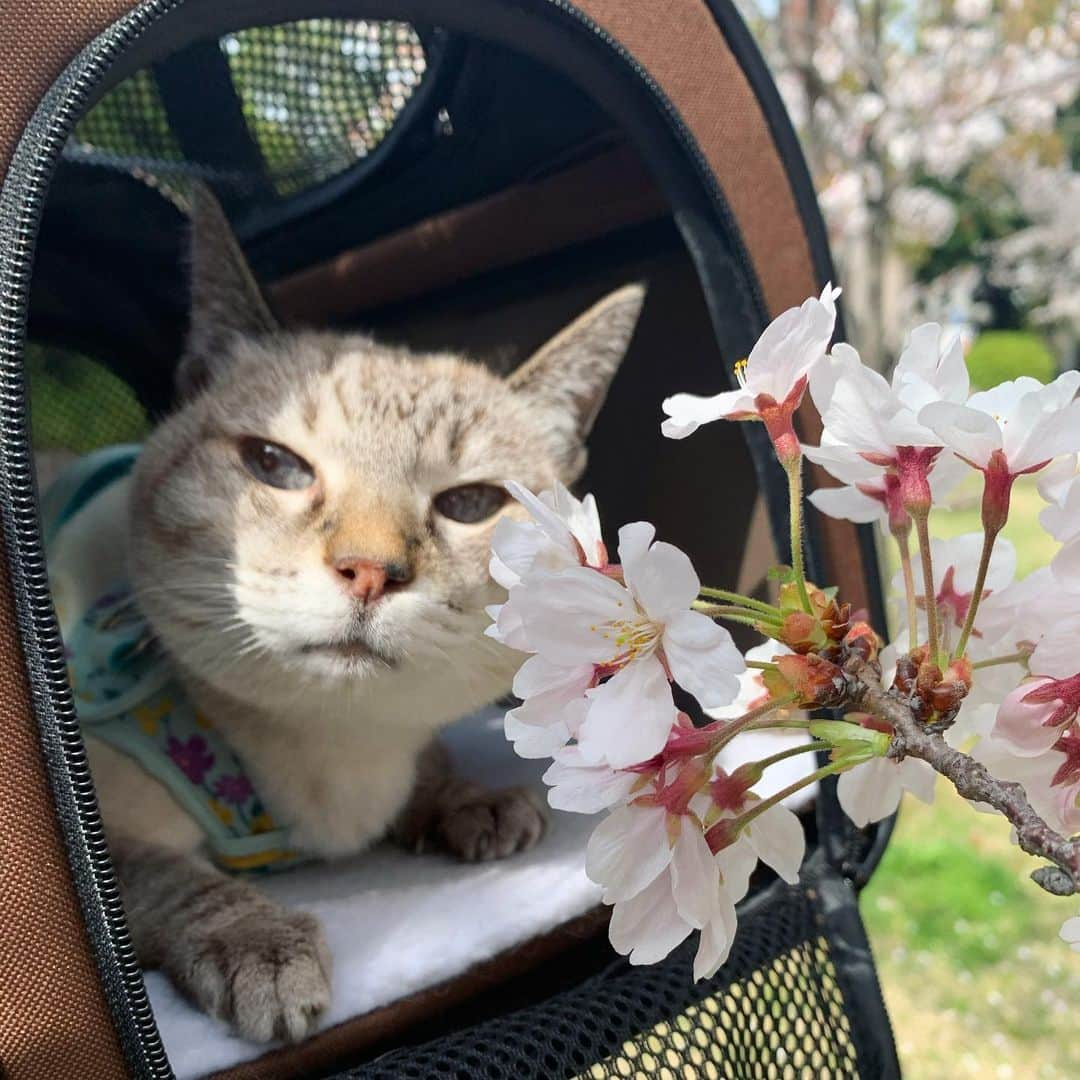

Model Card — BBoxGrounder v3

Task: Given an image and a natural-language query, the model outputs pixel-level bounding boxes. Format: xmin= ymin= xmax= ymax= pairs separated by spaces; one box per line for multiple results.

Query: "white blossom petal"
xmin=693 ymin=891 xmax=739 ymax=980
xmin=744 ymin=802 xmax=805 ymax=884
xmin=807 ymin=484 xmax=884 ymax=524
xmin=542 ymin=746 xmax=638 ymax=814
xmin=662 ymin=610 xmax=745 ymax=708
xmin=670 ymin=816 xmax=719 ymax=929
xmin=586 ymin=804 xmax=673 ymax=902
xmin=609 ymin=873 xmax=694 ymax=965
xmin=628 ymin=540 xmax=701 ymax=619
xmin=578 ymin=656 xmax=676 ymax=768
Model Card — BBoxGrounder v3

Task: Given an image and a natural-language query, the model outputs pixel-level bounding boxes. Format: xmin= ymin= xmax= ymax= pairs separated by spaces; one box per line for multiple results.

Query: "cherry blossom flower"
xmin=806 ymin=325 xmax=969 ymax=518
xmin=837 ymin=754 xmax=936 ymax=827
xmin=507 ymin=522 xmax=744 ymax=768
xmin=662 ymin=285 xmax=840 ymax=460
xmin=809 ymin=325 xmax=968 ymax=455
xmin=487 ymin=482 xmax=607 ymax=649
xmin=919 ymin=373 xmax=1080 ymax=528
xmin=1036 ymin=454 xmax=1077 ymax=508
xmin=588 ymin=801 xmax=733 ymax=967
xmin=992 ymin=618 xmax=1080 ymax=756
xmin=488 ymin=481 xmax=605 ymax=592
xmin=807 ymin=434 xmax=966 ymax=526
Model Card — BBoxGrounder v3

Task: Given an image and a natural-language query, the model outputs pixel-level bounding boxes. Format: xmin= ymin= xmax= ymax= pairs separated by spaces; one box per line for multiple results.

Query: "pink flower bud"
xmin=896 ymin=446 xmax=940 ymax=517
xmin=981 ymin=450 xmax=1015 ymax=536
xmin=994 ymin=676 xmax=1080 ymax=757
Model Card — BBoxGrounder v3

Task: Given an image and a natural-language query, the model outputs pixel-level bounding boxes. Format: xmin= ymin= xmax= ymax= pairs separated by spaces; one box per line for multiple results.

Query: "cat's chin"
xmin=296 ymin=638 xmax=399 ymax=678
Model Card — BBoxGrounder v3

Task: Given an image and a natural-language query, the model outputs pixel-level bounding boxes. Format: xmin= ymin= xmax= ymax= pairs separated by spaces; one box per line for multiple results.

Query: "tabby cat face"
xmin=128 ymin=189 xmax=644 ymax=685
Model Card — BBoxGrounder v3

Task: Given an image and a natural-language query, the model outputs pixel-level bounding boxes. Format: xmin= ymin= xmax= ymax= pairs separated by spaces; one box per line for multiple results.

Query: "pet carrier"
xmin=0 ymin=2 xmax=899 ymax=1078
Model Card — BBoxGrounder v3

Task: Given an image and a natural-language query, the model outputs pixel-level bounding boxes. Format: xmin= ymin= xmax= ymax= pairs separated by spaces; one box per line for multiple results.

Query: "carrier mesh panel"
xmin=357 ymin=866 xmax=885 ymax=1080
xmin=66 ymin=19 xmax=428 ymax=197
xmin=27 ymin=345 xmax=150 ymax=454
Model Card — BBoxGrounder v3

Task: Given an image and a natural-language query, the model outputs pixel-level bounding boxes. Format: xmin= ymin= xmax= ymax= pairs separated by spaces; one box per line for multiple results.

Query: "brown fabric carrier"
xmin=0 ymin=2 xmax=870 ymax=1078
xmin=0 ymin=7 xmax=141 ymax=1079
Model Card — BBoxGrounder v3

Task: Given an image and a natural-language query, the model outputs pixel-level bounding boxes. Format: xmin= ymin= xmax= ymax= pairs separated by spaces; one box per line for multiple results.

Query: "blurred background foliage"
xmin=739 ymin=0 xmax=1078 ymax=376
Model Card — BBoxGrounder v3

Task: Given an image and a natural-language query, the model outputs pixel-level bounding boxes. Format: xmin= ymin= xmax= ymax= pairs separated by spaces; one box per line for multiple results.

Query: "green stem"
xmin=698 ymin=586 xmax=782 ymax=618
xmin=954 ymin=526 xmax=1000 ymax=660
xmin=708 ymin=694 xmax=799 ymax=755
xmin=733 ymin=761 xmax=847 ymax=832
xmin=971 ymin=650 xmax=1029 ymax=671
xmin=894 ymin=528 xmax=918 ymax=652
xmin=745 ymin=660 xmax=779 ymax=671
xmin=747 ymin=717 xmax=810 ymax=731
xmin=912 ymin=511 xmax=940 ymax=665
xmin=691 ymin=601 xmax=783 ymax=631
xmin=784 ymin=459 xmax=814 ymax=614
xmin=753 ymin=740 xmax=830 ymax=773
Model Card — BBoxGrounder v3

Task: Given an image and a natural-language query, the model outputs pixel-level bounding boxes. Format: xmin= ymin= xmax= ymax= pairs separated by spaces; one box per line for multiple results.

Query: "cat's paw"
xmin=438 ymin=786 xmax=547 ymax=862
xmin=187 ymin=909 xmax=332 ymax=1043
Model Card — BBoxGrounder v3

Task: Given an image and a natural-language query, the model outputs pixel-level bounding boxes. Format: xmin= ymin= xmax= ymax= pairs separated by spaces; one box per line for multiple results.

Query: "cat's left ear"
xmin=176 ymin=183 xmax=280 ymax=399
xmin=507 ymin=284 xmax=646 ymax=438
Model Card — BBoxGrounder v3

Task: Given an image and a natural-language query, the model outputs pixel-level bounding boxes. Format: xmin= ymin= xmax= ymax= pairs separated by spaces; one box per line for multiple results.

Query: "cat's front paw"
xmin=187 ymin=909 xmax=332 ymax=1043
xmin=438 ymin=786 xmax=547 ymax=862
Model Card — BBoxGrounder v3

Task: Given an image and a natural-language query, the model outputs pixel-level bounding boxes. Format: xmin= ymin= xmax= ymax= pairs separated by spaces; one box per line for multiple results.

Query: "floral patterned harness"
xmin=43 ymin=445 xmax=299 ymax=873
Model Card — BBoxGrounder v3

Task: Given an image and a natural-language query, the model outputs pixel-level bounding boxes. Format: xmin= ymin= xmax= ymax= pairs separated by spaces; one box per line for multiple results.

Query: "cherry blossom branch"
xmin=843 ymin=656 xmax=1080 ymax=896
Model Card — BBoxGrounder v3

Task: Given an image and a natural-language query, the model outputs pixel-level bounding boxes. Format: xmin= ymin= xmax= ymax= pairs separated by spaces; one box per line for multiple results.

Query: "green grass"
xmin=865 ymin=474 xmax=1078 ymax=1078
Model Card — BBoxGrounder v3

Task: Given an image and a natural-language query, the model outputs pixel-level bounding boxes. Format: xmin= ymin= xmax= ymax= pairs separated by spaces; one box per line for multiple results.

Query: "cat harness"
xmin=42 ymin=445 xmax=299 ymax=872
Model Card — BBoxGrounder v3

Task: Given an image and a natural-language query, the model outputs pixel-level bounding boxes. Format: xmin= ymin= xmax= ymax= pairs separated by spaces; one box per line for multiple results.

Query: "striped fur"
xmin=91 ymin=189 xmax=645 ymax=1042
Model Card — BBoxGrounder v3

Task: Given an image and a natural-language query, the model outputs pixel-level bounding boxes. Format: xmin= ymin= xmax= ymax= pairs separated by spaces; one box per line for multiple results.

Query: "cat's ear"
xmin=176 ymin=184 xmax=279 ymax=399
xmin=508 ymin=284 xmax=645 ymax=438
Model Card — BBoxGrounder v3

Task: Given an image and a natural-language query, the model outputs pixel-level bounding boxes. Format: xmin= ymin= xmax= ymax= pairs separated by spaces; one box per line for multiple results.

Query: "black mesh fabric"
xmin=66 ymin=18 xmax=430 ymax=197
xmin=352 ymin=856 xmax=893 ymax=1080
xmin=27 ymin=345 xmax=150 ymax=453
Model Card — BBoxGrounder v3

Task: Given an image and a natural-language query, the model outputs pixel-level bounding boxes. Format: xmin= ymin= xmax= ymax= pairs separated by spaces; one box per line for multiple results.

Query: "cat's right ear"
xmin=176 ymin=184 xmax=279 ymax=399
xmin=508 ymin=284 xmax=646 ymax=439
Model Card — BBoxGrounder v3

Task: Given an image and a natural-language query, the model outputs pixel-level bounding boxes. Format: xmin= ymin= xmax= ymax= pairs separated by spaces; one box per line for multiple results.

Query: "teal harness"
xmin=44 ymin=446 xmax=299 ymax=872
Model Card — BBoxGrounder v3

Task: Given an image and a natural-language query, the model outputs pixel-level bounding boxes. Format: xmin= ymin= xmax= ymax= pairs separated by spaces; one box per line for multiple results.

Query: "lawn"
xmin=864 ymin=474 xmax=1077 ymax=1078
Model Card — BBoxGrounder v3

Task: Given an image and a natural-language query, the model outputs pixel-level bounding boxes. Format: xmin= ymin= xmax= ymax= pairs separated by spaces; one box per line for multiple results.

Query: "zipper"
xmin=0 ymin=5 xmax=181 ymax=1075
xmin=0 ymin=2 xmax=769 ymax=1075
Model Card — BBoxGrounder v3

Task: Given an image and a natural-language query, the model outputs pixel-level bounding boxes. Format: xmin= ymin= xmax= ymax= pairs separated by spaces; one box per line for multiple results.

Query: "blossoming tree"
xmin=488 ymin=287 xmax=1080 ymax=974
xmin=736 ymin=0 xmax=1079 ymax=363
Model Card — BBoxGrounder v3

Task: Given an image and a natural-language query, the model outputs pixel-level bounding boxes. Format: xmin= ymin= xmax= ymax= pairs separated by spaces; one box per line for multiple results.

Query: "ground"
xmin=865 ymin=476 xmax=1077 ymax=1078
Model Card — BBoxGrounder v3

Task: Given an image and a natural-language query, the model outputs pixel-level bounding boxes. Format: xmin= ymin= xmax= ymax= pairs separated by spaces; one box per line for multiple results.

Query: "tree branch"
xmin=843 ymin=656 xmax=1080 ymax=896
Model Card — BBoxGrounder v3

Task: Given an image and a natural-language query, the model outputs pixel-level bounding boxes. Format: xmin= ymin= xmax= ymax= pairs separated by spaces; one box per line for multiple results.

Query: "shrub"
xmin=965 ymin=330 xmax=1057 ymax=390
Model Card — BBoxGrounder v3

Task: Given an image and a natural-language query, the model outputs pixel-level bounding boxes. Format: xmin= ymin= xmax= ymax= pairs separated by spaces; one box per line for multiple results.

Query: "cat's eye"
xmin=238 ymin=438 xmax=316 ymax=491
xmin=433 ymin=483 xmax=508 ymax=524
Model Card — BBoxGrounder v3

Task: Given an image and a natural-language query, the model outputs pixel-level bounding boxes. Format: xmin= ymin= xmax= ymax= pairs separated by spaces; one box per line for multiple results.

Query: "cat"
xmin=57 ymin=188 xmax=645 ymax=1044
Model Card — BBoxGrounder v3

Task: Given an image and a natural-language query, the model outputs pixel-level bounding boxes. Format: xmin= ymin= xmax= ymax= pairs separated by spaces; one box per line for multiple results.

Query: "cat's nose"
xmin=333 ymin=556 xmax=409 ymax=605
